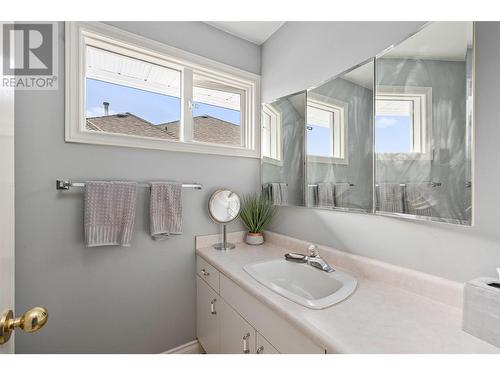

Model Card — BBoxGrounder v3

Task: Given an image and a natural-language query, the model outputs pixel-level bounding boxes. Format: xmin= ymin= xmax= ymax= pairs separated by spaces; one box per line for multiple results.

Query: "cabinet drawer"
xmin=196 ymin=256 xmax=220 ymax=293
xmin=256 ymin=332 xmax=280 ymax=354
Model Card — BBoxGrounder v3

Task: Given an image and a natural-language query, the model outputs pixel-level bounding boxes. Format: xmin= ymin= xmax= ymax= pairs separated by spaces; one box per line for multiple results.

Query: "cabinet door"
xmin=219 ymin=298 xmax=256 ymax=354
xmin=256 ymin=332 xmax=280 ymax=354
xmin=196 ymin=276 xmax=220 ymax=353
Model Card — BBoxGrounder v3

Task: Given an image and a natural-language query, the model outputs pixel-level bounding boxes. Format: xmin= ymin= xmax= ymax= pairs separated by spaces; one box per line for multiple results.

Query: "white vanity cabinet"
xmin=196 ymin=256 xmax=325 ymax=354
xmin=196 ymin=276 xmax=220 ymax=353
xmin=256 ymin=333 xmax=279 ymax=354
xmin=219 ymin=299 xmax=256 ymax=354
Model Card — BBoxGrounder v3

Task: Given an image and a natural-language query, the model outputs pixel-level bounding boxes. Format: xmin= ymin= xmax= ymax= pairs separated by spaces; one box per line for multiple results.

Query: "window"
xmin=306 ymin=97 xmax=347 ymax=164
xmin=192 ymin=76 xmax=243 ymax=146
xmin=66 ymin=22 xmax=260 ymax=157
xmin=261 ymin=103 xmax=281 ymax=163
xmin=375 ymin=86 xmax=432 ymax=159
xmin=85 ymin=46 xmax=182 ymax=141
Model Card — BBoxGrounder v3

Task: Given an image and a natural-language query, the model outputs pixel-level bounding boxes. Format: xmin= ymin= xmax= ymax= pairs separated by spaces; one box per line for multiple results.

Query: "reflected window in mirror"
xmin=305 ymin=60 xmax=373 ymax=213
xmin=375 ymin=86 xmax=432 ymax=159
xmin=306 ymin=98 xmax=347 ymax=164
xmin=261 ymin=103 xmax=282 ymax=164
xmin=374 ymin=21 xmax=473 ymax=224
xmin=261 ymin=92 xmax=307 ymax=207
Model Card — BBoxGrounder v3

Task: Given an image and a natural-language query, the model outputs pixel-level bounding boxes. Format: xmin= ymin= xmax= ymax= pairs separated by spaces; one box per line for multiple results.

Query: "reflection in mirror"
xmin=306 ymin=60 xmax=374 ymax=212
xmin=375 ymin=22 xmax=473 ymax=224
xmin=261 ymin=92 xmax=306 ymax=207
xmin=208 ymin=189 xmax=241 ymax=223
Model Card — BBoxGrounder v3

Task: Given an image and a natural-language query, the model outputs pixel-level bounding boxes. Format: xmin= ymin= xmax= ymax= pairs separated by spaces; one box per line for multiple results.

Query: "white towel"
xmin=376 ymin=183 xmax=404 ymax=213
xmin=317 ymin=182 xmax=334 ymax=208
xmin=150 ymin=182 xmax=183 ymax=240
xmin=84 ymin=181 xmax=137 ymax=247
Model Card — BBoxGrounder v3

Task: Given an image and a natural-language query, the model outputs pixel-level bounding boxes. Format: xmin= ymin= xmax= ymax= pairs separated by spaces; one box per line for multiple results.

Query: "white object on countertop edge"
xmin=463 ymin=277 xmax=500 ymax=349
xmin=497 ymin=268 xmax=500 ymax=279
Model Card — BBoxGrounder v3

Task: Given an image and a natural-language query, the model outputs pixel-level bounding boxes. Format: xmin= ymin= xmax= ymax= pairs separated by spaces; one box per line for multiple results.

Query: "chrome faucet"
xmin=284 ymin=244 xmax=335 ymax=273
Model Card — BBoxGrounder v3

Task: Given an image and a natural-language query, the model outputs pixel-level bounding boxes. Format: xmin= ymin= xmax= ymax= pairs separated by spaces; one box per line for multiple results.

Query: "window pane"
xmin=262 ymin=112 xmax=271 ymax=158
xmin=307 ymin=105 xmax=332 ymax=157
xmin=192 ymin=81 xmax=242 ymax=146
xmin=375 ymin=99 xmax=412 ymax=153
xmin=85 ymin=46 xmax=181 ymax=140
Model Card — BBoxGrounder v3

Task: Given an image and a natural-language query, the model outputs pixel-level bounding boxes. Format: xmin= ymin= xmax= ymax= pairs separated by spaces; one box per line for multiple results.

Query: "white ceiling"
xmin=205 ymin=22 xmax=285 ymax=45
xmin=384 ymin=22 xmax=473 ymax=61
xmin=343 ymin=61 xmax=374 ymax=89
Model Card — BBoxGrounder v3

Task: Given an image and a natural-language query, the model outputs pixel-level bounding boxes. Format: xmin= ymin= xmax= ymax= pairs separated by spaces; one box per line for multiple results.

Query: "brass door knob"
xmin=0 ymin=307 xmax=48 ymax=345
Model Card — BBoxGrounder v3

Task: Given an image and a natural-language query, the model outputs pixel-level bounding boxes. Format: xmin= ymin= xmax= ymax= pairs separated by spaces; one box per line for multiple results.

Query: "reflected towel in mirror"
xmin=376 ymin=183 xmax=404 ymax=213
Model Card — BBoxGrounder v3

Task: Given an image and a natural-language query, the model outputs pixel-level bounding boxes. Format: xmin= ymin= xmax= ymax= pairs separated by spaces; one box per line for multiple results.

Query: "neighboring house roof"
xmin=86 ymin=113 xmax=241 ymax=145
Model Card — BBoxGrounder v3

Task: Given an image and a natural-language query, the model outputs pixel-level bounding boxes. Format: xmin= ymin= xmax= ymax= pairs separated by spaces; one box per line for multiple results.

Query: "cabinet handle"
xmin=256 ymin=345 xmax=264 ymax=354
xmin=201 ymin=268 xmax=210 ymax=276
xmin=210 ymin=298 xmax=217 ymax=315
xmin=242 ymin=333 xmax=250 ymax=354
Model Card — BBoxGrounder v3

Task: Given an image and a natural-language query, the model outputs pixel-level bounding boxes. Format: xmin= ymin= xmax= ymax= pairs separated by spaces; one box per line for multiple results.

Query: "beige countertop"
xmin=196 ymin=232 xmax=499 ymax=354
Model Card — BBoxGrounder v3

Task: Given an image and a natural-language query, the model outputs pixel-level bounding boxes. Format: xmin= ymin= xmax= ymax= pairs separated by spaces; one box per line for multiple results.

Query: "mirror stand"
xmin=213 ymin=224 xmax=235 ymax=251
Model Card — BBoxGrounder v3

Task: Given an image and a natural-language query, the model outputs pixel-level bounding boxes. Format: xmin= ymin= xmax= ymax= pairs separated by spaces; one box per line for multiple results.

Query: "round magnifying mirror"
xmin=208 ymin=189 xmax=241 ymax=251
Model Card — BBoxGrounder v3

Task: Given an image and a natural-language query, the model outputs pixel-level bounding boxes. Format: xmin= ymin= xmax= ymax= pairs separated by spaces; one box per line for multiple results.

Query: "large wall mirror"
xmin=374 ymin=22 xmax=474 ymax=224
xmin=261 ymin=21 xmax=474 ymax=226
xmin=261 ymin=91 xmax=306 ymax=207
xmin=306 ymin=60 xmax=374 ymax=212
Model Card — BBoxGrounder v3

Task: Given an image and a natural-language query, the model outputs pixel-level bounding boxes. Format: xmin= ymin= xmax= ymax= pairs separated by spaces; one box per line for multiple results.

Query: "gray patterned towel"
xmin=271 ymin=183 xmax=282 ymax=205
xmin=279 ymin=183 xmax=288 ymax=205
xmin=404 ymin=182 xmax=433 ymax=216
xmin=84 ymin=181 xmax=137 ymax=247
xmin=376 ymin=183 xmax=404 ymax=213
xmin=334 ymin=182 xmax=351 ymax=208
xmin=317 ymin=182 xmax=334 ymax=208
xmin=150 ymin=182 xmax=182 ymax=240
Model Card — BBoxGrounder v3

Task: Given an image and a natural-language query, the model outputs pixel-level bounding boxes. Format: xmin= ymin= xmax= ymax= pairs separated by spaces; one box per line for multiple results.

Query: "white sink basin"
xmin=243 ymin=259 xmax=357 ymax=309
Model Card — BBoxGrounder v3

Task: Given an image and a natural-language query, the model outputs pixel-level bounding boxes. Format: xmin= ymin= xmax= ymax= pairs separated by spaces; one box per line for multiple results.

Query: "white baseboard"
xmin=163 ymin=340 xmax=205 ymax=354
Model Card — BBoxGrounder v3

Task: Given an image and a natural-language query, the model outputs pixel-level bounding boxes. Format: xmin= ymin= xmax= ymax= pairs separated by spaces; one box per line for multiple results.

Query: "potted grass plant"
xmin=239 ymin=193 xmax=276 ymax=245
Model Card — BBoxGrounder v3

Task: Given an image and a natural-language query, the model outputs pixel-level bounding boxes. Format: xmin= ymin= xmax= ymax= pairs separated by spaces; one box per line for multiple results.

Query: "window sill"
xmin=65 ymin=128 xmax=260 ymax=158
xmin=261 ymin=156 xmax=283 ymax=167
xmin=376 ymin=152 xmax=433 ymax=161
xmin=307 ymin=155 xmax=349 ymax=165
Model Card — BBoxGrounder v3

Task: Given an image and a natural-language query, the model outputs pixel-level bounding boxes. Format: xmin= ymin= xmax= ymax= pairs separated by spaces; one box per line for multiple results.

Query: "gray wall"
xmin=15 ymin=22 xmax=260 ymax=353
xmin=262 ymin=21 xmax=500 ymax=282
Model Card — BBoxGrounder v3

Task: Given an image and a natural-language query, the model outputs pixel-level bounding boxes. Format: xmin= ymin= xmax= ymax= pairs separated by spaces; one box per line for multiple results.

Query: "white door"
xmin=0 ymin=52 xmax=15 ymax=354
xmin=196 ymin=276 xmax=220 ymax=353
xmin=219 ymin=299 xmax=256 ymax=354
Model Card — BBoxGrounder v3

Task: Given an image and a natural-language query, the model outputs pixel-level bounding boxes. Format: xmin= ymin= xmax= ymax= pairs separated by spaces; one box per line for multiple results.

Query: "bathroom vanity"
xmin=195 ymin=231 xmax=500 ymax=354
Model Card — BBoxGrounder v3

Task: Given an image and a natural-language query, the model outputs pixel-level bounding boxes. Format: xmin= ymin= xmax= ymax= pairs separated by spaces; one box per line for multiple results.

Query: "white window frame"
xmin=261 ymin=103 xmax=282 ymax=166
xmin=306 ymin=94 xmax=348 ymax=165
xmin=65 ymin=22 xmax=260 ymax=158
xmin=376 ymin=86 xmax=432 ymax=160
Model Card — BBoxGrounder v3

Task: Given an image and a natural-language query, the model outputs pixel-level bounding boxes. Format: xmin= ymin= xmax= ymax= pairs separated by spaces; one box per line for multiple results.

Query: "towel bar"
xmin=56 ymin=180 xmax=203 ymax=190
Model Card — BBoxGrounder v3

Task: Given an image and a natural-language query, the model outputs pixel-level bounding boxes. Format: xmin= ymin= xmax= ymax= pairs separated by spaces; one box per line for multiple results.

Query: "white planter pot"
xmin=246 ymin=232 xmax=264 ymax=245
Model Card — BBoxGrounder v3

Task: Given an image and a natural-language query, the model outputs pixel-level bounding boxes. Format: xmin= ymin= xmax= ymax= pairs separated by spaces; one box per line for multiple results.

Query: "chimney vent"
xmin=103 ymin=102 xmax=110 ymax=116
